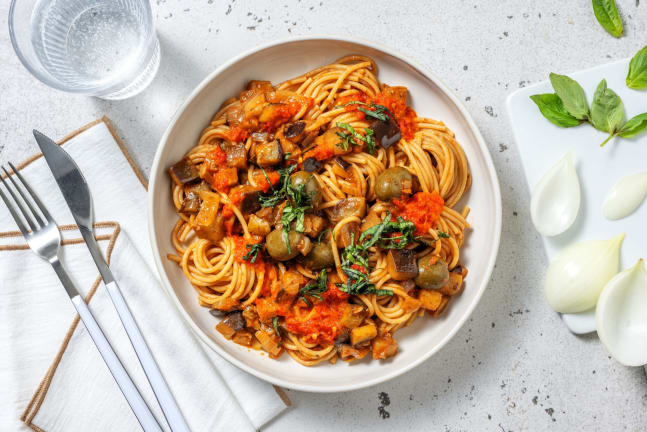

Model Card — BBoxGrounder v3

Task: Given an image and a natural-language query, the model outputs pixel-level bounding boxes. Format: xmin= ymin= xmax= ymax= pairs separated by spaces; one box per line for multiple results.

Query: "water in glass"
xmin=29 ymin=0 xmax=159 ymax=99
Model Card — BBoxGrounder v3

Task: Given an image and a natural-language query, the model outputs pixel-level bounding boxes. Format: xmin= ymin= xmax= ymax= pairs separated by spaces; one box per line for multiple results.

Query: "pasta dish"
xmin=167 ymin=55 xmax=471 ymax=366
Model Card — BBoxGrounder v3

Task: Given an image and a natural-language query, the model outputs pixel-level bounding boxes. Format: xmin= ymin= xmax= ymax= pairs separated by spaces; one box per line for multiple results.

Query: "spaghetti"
xmin=167 ymin=56 xmax=471 ymax=366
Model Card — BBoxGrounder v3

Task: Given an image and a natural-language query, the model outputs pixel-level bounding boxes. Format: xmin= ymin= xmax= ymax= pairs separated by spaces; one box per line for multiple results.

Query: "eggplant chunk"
xmin=256 ymin=140 xmax=283 ymax=167
xmin=303 ymin=157 xmax=323 ymax=172
xmin=386 ymin=249 xmax=418 ymax=281
xmin=169 ymin=158 xmax=199 ymax=185
xmin=248 ymin=214 xmax=271 ymax=236
xmin=284 ymin=121 xmax=306 ymax=141
xmin=350 ymin=323 xmax=377 ymax=345
xmin=221 ymin=141 xmax=247 ymax=169
xmin=330 ymin=197 xmax=366 ymax=224
xmin=239 ymin=189 xmax=261 ymax=213
xmin=180 ymin=191 xmax=201 ymax=214
xmin=371 ymin=117 xmax=401 ymax=149
xmin=222 ymin=311 xmax=245 ymax=331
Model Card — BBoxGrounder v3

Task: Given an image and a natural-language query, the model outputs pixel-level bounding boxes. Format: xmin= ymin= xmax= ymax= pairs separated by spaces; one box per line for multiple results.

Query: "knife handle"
xmin=105 ymin=281 xmax=190 ymax=432
xmin=70 ymin=294 xmax=163 ymax=432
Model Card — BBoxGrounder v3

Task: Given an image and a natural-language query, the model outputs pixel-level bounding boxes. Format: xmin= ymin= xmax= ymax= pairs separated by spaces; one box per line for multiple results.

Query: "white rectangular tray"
xmin=507 ymin=58 xmax=647 ymax=334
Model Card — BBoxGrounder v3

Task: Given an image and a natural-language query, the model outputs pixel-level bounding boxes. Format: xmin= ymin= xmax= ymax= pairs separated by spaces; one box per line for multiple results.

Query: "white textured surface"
xmin=1 ymin=0 xmax=646 ymax=431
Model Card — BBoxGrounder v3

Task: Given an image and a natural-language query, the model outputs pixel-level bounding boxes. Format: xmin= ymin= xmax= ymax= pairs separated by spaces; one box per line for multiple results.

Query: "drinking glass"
xmin=9 ymin=0 xmax=160 ymax=100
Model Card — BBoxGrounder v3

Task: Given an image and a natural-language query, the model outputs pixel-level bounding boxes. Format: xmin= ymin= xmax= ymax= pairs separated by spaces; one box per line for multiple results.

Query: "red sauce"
xmin=227 ymin=126 xmax=249 ymax=143
xmin=232 ymin=235 xmax=264 ymax=265
xmin=304 ymin=139 xmax=335 ymax=162
xmin=205 ymin=167 xmax=237 ymax=193
xmin=337 ymin=93 xmax=368 ymax=111
xmin=251 ymin=170 xmax=281 ymax=193
xmin=285 ymin=298 xmax=349 ymax=345
xmin=204 ymin=145 xmax=227 ymax=169
xmin=393 ymin=191 xmax=444 ymax=235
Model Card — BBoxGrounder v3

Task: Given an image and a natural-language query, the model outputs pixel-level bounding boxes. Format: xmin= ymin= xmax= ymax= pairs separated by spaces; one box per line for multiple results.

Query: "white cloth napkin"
xmin=0 ymin=119 xmax=288 ymax=432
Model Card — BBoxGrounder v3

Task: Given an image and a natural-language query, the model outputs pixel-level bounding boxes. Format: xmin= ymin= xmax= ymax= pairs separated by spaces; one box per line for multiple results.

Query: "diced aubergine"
xmin=371 ymin=334 xmax=398 ymax=360
xmin=255 ymin=140 xmax=283 ymax=167
xmin=284 ymin=121 xmax=306 ymax=140
xmin=222 ymin=311 xmax=245 ymax=331
xmin=350 ymin=323 xmax=377 ymax=345
xmin=231 ymin=185 xmax=261 ymax=214
xmin=180 ymin=191 xmax=201 ymax=214
xmin=247 ymin=214 xmax=271 ymax=236
xmin=386 ymin=249 xmax=418 ymax=281
xmin=221 ymin=141 xmax=247 ymax=169
xmin=303 ymin=157 xmax=323 ymax=172
xmin=370 ymin=117 xmax=401 ymax=149
xmin=339 ymin=344 xmax=369 ymax=362
xmin=168 ymin=158 xmax=199 ymax=186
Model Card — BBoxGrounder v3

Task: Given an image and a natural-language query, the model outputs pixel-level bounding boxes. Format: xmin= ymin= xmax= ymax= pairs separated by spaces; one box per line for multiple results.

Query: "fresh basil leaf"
xmin=529 ymin=93 xmax=581 ymax=127
xmin=590 ymin=79 xmax=625 ymax=133
xmin=592 ymin=0 xmax=623 ymax=38
xmin=618 ymin=113 xmax=647 ymax=138
xmin=626 ymin=45 xmax=647 ymax=89
xmin=549 ymin=73 xmax=590 ymax=120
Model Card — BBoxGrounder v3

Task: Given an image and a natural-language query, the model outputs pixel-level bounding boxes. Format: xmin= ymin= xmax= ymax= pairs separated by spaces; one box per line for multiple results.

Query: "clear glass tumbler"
xmin=9 ymin=0 xmax=160 ymax=100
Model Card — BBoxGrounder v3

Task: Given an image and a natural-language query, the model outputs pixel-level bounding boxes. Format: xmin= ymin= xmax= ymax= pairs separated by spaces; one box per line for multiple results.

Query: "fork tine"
xmin=0 ymin=179 xmax=29 ymax=237
xmin=3 ymin=164 xmax=45 ymax=227
xmin=0 ymin=166 xmax=38 ymax=231
xmin=8 ymin=162 xmax=51 ymax=224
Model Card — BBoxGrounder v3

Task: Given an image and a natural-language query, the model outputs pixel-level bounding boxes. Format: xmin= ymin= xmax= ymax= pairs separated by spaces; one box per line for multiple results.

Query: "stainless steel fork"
xmin=0 ymin=163 xmax=163 ymax=432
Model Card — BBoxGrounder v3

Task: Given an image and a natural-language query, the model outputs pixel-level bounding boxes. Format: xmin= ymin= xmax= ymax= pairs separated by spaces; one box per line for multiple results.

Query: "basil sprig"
xmin=592 ymin=0 xmax=623 ymax=38
xmin=530 ymin=73 xmax=647 ymax=146
xmin=626 ymin=45 xmax=647 ymax=90
xmin=590 ymin=79 xmax=624 ymax=134
xmin=336 ymin=122 xmax=377 ymax=154
xmin=298 ymin=269 xmax=328 ymax=307
xmin=529 ymin=94 xmax=580 ymax=128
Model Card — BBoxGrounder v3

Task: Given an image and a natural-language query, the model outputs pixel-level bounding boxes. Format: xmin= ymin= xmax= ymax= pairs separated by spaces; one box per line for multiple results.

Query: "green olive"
xmin=375 ymin=167 xmax=413 ymax=201
xmin=266 ymin=228 xmax=303 ymax=261
xmin=414 ymin=255 xmax=449 ymax=290
xmin=300 ymin=241 xmax=335 ymax=270
xmin=290 ymin=171 xmax=322 ymax=209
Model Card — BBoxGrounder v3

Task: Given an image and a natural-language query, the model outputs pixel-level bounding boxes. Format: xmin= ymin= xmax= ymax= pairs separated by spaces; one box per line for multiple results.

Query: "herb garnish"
xmin=338 ymin=101 xmax=392 ymax=122
xmin=530 ymin=73 xmax=647 ymax=146
xmin=592 ymin=0 xmax=623 ymax=38
xmin=359 ymin=211 xmax=416 ymax=250
xmin=259 ymin=165 xmax=296 ymax=208
xmin=316 ymin=228 xmax=330 ymax=244
xmin=242 ymin=243 xmax=263 ymax=263
xmin=336 ymin=122 xmax=377 ymax=155
xmin=626 ymin=45 xmax=647 ymax=90
xmin=437 ymin=230 xmax=450 ymax=239
xmin=281 ymin=182 xmax=313 ymax=252
xmin=272 ymin=316 xmax=280 ymax=336
xmin=337 ymin=234 xmax=393 ymax=297
xmin=299 ymin=269 xmax=328 ymax=307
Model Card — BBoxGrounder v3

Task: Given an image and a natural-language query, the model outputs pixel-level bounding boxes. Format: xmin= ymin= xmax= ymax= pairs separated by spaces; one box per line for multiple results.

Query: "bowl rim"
xmin=148 ymin=35 xmax=502 ymax=393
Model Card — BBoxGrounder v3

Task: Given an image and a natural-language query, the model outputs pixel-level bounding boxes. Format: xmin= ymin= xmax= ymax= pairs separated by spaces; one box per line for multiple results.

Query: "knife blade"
xmin=33 ymin=130 xmax=190 ymax=432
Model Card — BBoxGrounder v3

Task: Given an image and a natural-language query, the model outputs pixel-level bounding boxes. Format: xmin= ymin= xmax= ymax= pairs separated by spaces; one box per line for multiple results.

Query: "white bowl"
xmin=148 ymin=36 xmax=502 ymax=392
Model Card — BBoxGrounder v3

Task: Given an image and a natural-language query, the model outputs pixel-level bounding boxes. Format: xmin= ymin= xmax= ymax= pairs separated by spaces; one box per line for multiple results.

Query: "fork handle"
xmin=70 ymin=294 xmax=164 ymax=432
xmin=105 ymin=281 xmax=190 ymax=432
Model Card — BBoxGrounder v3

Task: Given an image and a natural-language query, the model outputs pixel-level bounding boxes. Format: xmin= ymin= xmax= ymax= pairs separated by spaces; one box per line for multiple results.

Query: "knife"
xmin=34 ymin=130 xmax=190 ymax=432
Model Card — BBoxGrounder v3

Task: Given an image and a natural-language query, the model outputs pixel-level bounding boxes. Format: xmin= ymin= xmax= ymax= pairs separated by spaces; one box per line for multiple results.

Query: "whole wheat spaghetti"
xmin=167 ymin=56 xmax=471 ymax=366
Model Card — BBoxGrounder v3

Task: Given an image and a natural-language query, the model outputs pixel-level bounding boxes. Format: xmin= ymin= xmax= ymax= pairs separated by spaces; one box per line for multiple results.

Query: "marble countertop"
xmin=2 ymin=1 xmax=646 ymax=431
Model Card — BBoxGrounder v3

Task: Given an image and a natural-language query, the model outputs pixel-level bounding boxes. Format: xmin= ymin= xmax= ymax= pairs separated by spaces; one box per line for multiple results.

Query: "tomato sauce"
xmin=227 ymin=126 xmax=249 ymax=143
xmin=394 ymin=191 xmax=444 ymax=235
xmin=285 ymin=299 xmax=349 ymax=345
xmin=232 ymin=235 xmax=265 ymax=266
xmin=251 ymin=169 xmax=281 ymax=193
xmin=304 ymin=139 xmax=335 ymax=162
